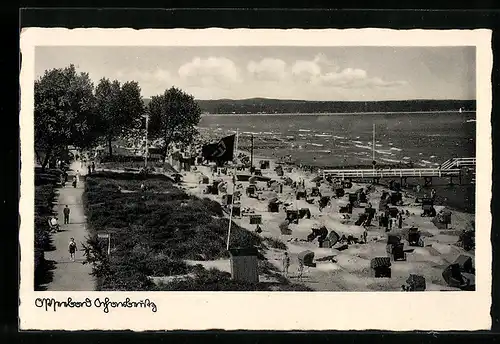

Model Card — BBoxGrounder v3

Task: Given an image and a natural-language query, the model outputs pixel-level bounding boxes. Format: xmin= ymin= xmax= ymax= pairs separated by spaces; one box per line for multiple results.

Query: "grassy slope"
xmin=83 ymin=171 xmax=310 ymax=291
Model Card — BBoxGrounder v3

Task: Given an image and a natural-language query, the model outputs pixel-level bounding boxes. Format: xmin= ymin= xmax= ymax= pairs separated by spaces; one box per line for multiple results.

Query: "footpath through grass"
xmin=83 ymin=171 xmax=311 ymax=291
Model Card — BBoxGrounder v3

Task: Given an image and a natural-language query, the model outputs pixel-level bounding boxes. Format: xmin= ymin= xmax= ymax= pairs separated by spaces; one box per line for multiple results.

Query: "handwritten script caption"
xmin=35 ymin=297 xmax=157 ymax=313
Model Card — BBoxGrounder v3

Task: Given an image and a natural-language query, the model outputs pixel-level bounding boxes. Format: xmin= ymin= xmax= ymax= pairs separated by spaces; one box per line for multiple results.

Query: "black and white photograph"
xmin=20 ymin=28 xmax=492 ymax=331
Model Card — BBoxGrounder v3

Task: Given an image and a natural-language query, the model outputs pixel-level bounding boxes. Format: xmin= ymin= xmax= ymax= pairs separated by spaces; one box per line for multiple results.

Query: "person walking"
xmin=76 ymin=170 xmax=81 ymax=184
xmin=91 ymin=161 xmax=96 ymax=173
xmin=63 ymin=205 xmax=70 ymax=224
xmin=431 ymin=188 xmax=436 ymax=201
xmin=282 ymin=252 xmax=290 ymax=278
xmin=68 ymin=238 xmax=78 ymax=262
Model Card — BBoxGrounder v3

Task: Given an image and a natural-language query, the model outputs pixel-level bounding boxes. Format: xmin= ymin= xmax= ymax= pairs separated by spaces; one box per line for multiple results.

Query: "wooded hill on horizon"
xmin=143 ymin=97 xmax=476 ymax=114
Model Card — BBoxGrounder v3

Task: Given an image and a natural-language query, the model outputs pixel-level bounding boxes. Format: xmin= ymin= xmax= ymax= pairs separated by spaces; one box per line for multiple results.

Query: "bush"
xmin=34 ymin=185 xmax=57 ymax=289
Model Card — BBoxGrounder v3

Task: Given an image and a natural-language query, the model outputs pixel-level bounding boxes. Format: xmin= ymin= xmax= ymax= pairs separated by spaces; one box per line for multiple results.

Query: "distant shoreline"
xmin=202 ymin=110 xmax=476 ymax=117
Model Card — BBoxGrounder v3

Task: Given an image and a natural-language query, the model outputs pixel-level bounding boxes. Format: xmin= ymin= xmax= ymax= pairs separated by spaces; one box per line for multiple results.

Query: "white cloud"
xmin=289 ymin=54 xmax=406 ymax=90
xmin=291 ymin=59 xmax=321 ymax=82
xmin=247 ymin=58 xmax=287 ymax=81
xmin=178 ymin=57 xmax=242 ymax=87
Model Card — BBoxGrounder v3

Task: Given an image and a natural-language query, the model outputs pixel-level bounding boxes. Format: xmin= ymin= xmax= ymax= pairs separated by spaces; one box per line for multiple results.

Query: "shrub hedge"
xmin=34 ymin=184 xmax=57 ymax=289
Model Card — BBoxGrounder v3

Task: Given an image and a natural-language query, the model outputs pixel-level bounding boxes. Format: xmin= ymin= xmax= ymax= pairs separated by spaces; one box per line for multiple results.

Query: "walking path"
xmin=44 ymin=160 xmax=95 ymax=291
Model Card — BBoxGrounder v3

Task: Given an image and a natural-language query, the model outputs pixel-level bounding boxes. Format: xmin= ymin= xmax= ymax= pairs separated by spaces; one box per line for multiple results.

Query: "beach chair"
xmin=232 ymin=205 xmax=241 ymax=217
xmin=311 ymin=187 xmax=321 ymax=197
xmin=286 ymin=210 xmax=299 ymax=224
xmin=201 ymin=175 xmax=210 ymax=184
xmin=453 ymin=255 xmax=474 ymax=274
xmin=365 ymin=207 xmax=376 ymax=222
xmin=319 ymin=196 xmax=330 ymax=209
xmin=355 ymin=213 xmax=368 ymax=226
xmin=339 ymin=203 xmax=352 ymax=214
xmin=320 ymin=239 xmax=331 ymax=248
xmin=404 ymin=274 xmax=426 ymax=291
xmin=392 ymin=243 xmax=406 ymax=261
xmin=370 ymin=257 xmax=392 ymax=278
xmin=442 ymin=263 xmax=467 ymax=289
xmin=408 ymin=227 xmax=421 ymax=246
xmin=246 ymin=185 xmax=257 ymax=197
xmin=390 ymin=192 xmax=403 ymax=205
xmin=335 ymin=188 xmax=345 ymax=198
xmin=254 ymin=169 xmax=262 ymax=176
xmin=268 ymin=201 xmax=279 ymax=213
xmin=296 ymin=189 xmax=307 ymax=200
xmin=279 ymin=220 xmax=292 ymax=235
xmin=250 ymin=215 xmax=262 ymax=225
xmin=298 ymin=250 xmax=316 ymax=268
xmin=328 ymin=230 xmax=340 ymax=246
xmin=388 ymin=207 xmax=399 ymax=218
xmin=299 ymin=208 xmax=311 ymax=219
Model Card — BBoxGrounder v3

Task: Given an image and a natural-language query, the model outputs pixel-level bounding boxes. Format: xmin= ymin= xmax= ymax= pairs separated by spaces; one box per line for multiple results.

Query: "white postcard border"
xmin=19 ymin=28 xmax=492 ymax=331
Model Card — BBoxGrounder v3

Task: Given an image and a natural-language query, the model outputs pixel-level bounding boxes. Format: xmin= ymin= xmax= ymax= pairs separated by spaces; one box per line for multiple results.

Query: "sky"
xmin=35 ymin=46 xmax=476 ymax=101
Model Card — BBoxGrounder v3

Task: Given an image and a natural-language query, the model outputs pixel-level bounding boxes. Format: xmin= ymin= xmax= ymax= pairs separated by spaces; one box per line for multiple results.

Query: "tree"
xmin=148 ymin=87 xmax=201 ymax=162
xmin=34 ymin=64 xmax=98 ymax=169
xmin=95 ymin=79 xmax=144 ymax=157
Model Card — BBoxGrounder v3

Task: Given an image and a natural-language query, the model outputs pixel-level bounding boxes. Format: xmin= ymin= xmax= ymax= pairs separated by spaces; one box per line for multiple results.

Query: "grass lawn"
xmin=83 ymin=171 xmax=311 ymax=291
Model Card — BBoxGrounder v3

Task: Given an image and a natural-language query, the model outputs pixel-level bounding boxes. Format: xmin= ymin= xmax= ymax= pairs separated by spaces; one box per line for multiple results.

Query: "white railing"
xmin=322 ymin=168 xmax=461 ymax=179
xmin=440 ymin=157 xmax=476 ymax=170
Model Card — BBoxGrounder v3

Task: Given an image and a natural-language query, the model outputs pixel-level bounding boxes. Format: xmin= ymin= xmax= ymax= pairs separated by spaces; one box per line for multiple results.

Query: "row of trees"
xmin=35 ymin=64 xmax=201 ymax=169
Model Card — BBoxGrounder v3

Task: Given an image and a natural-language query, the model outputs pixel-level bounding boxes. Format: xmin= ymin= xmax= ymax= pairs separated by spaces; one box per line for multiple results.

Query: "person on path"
xmin=49 ymin=215 xmax=59 ymax=232
xmin=431 ymin=188 xmax=436 ymax=201
xmin=68 ymin=238 xmax=78 ymax=262
xmin=72 ymin=176 xmax=77 ymax=188
xmin=87 ymin=165 xmax=92 ymax=175
xmin=91 ymin=161 xmax=96 ymax=173
xmin=282 ymin=252 xmax=290 ymax=278
xmin=76 ymin=170 xmax=81 ymax=184
xmin=63 ymin=205 xmax=70 ymax=224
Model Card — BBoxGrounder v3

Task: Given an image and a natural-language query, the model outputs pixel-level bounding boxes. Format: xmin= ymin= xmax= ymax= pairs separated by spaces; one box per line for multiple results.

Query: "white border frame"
xmin=20 ymin=28 xmax=492 ymax=331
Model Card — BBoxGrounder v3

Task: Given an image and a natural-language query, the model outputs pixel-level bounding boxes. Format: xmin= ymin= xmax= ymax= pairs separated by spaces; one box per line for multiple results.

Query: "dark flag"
xmin=202 ymin=134 xmax=236 ymax=162
xmin=202 ymin=143 xmax=218 ymax=160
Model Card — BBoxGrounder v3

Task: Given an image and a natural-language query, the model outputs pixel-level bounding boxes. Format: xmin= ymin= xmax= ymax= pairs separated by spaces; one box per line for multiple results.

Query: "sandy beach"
xmin=172 ymin=151 xmax=475 ymax=292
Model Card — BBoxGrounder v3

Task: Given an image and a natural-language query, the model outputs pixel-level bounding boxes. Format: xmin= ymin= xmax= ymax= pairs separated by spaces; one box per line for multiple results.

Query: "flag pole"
xmin=372 ymin=123 xmax=375 ymax=172
xmin=145 ymin=113 xmax=149 ymax=168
